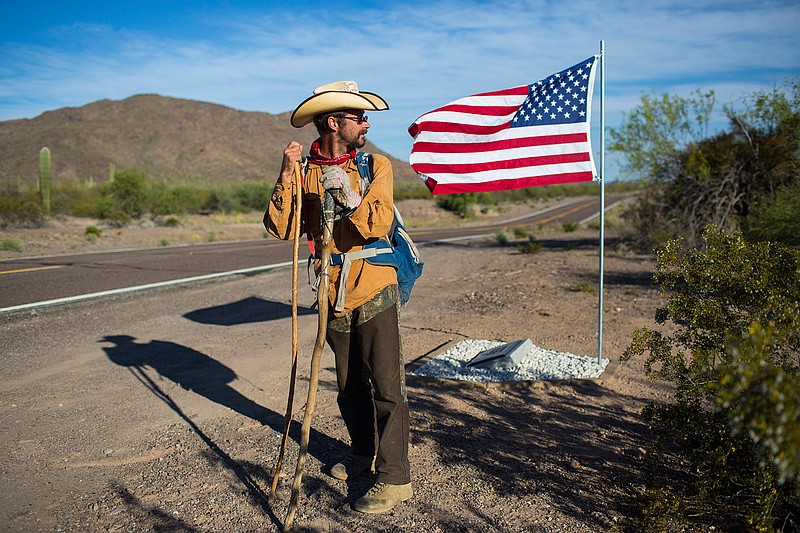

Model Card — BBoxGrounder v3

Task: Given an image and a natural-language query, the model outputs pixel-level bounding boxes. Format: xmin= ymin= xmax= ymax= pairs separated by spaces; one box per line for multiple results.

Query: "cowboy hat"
xmin=290 ymin=81 xmax=389 ymax=128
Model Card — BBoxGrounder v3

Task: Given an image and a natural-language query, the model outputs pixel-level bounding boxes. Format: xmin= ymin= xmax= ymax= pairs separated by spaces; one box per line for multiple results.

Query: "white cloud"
xmin=0 ymin=0 xmax=797 ymax=179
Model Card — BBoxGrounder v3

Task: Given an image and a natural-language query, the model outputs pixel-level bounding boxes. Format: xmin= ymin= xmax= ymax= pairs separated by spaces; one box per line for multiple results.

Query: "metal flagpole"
xmin=597 ymin=40 xmax=605 ymax=365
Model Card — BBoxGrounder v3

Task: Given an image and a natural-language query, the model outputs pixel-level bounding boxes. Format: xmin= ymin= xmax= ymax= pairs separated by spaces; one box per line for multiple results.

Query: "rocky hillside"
xmin=0 ymin=94 xmax=419 ymax=185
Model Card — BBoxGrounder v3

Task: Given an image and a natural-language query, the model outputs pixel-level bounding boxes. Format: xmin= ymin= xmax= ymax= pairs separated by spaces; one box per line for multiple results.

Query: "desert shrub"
xmin=100 ymin=168 xmax=148 ymax=220
xmin=612 ymin=79 xmax=799 ymax=250
xmin=1 ymin=238 xmax=23 ymax=252
xmin=205 ymin=188 xmax=238 ymax=214
xmin=148 ymin=182 xmax=209 ymax=215
xmin=622 ymin=225 xmax=800 ymax=531
xmin=147 ymin=182 xmax=178 ymax=215
xmin=568 ymin=282 xmax=595 ymax=293
xmin=495 ymin=230 xmax=510 ymax=245
xmin=0 ymin=194 xmax=44 ymax=228
xmin=394 ymin=181 xmax=431 ymax=200
xmin=232 ymin=182 xmax=272 ymax=212
xmin=84 ymin=225 xmax=102 ymax=239
xmin=516 ymin=240 xmax=543 ymax=254
xmin=435 ymin=192 xmax=496 ymax=217
xmin=52 ymin=182 xmax=101 ymax=217
xmin=513 ymin=226 xmax=530 ymax=238
xmin=95 ymin=197 xmax=130 ymax=226
xmin=562 ymin=221 xmax=579 ymax=232
xmin=436 ymin=193 xmax=479 ymax=217
xmin=745 ymin=180 xmax=800 ymax=245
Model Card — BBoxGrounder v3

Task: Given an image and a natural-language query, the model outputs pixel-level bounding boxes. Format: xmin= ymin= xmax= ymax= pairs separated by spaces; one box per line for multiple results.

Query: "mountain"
xmin=0 ymin=94 xmax=419 ymax=185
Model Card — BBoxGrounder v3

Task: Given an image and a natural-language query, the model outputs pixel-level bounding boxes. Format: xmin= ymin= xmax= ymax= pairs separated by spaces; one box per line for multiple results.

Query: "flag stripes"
xmin=408 ymin=56 xmax=598 ymax=195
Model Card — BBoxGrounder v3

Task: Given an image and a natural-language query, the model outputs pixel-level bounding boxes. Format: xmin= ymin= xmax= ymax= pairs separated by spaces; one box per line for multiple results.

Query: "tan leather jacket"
xmin=264 ymin=153 xmax=397 ymax=316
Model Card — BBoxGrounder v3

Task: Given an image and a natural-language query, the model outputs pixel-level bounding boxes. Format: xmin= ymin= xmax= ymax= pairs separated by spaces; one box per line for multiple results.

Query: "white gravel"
xmin=411 ymin=339 xmax=609 ymax=382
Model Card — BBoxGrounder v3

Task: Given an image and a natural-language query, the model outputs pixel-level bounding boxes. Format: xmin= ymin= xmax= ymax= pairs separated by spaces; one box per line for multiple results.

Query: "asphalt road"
xmin=0 ymin=197 xmax=608 ymax=312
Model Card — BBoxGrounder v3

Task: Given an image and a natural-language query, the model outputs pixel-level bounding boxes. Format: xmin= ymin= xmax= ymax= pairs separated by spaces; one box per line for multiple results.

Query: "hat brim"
xmin=290 ymin=91 xmax=388 ymax=128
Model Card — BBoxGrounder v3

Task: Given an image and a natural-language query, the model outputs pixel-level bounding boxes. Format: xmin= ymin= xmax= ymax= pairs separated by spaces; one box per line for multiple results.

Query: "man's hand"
xmin=279 ymin=141 xmax=303 ymax=185
xmin=321 ymin=166 xmax=362 ymax=218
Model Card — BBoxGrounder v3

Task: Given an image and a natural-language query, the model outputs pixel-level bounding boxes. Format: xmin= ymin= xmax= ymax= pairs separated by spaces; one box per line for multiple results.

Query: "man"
xmin=264 ymin=81 xmax=412 ymax=514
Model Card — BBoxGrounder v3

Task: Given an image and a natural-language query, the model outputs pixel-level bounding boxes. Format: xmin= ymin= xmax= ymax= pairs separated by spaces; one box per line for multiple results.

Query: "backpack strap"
xmin=355 ymin=151 xmax=374 ymax=194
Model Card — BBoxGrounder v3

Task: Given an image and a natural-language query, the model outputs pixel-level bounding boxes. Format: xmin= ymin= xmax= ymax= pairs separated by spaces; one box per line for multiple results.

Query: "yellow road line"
xmin=0 ymin=265 xmax=64 ymax=275
xmin=536 ymin=200 xmax=596 ymax=224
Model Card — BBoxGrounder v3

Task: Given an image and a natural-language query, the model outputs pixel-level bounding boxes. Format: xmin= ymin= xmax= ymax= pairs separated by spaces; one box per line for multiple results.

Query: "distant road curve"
xmin=0 ymin=196 xmax=625 ymax=314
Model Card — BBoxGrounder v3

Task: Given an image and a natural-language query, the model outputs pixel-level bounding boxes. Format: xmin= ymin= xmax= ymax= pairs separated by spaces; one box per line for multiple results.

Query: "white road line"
xmin=0 ymin=262 xmax=294 ymax=315
xmin=2 ymin=197 xmax=615 ymax=315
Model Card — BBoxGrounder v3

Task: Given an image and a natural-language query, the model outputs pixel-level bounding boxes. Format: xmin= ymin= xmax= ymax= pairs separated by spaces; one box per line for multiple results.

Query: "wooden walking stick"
xmin=270 ymin=161 xmax=303 ymax=498
xmin=283 ymin=190 xmax=335 ymax=532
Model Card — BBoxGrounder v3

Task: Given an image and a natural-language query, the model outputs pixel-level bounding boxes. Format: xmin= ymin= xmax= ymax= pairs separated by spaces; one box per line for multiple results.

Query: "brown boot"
xmin=353 ymin=482 xmax=413 ymax=514
xmin=329 ymin=454 xmax=374 ymax=481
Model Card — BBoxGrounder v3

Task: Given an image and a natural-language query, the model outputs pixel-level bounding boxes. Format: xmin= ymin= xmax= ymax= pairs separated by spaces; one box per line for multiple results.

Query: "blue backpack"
xmin=358 ymin=152 xmax=424 ymax=306
xmin=327 ymin=152 xmax=423 ymax=311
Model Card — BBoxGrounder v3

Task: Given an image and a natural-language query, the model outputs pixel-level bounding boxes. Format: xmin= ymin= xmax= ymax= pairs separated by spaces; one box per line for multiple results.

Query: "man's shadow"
xmin=101 ymin=335 xmax=343 ymax=459
xmin=183 ymin=296 xmax=315 ymax=326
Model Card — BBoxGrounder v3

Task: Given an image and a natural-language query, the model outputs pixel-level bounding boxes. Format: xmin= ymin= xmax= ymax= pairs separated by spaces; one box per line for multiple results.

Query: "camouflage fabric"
xmin=328 ymin=284 xmax=399 ymax=334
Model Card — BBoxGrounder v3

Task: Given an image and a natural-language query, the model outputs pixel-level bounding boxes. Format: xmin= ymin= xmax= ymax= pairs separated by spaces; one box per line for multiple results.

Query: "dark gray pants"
xmin=326 ymin=305 xmax=411 ymax=485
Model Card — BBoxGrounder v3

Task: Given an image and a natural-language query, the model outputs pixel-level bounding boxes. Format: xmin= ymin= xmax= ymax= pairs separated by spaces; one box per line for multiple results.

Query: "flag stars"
xmin=512 ymin=56 xmax=595 ymax=128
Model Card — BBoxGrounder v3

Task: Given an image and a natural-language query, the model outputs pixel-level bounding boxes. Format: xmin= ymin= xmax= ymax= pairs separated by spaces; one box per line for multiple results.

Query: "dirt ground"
xmin=0 ymin=201 xmax=673 ymax=532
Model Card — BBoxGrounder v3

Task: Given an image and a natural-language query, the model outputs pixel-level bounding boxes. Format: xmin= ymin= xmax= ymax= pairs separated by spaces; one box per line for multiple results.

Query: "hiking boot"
xmin=353 ymin=482 xmax=413 ymax=514
xmin=330 ymin=454 xmax=373 ymax=481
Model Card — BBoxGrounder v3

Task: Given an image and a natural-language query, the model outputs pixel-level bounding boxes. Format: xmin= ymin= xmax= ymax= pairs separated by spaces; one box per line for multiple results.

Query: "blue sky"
xmin=2 ymin=0 xmax=799 ymax=181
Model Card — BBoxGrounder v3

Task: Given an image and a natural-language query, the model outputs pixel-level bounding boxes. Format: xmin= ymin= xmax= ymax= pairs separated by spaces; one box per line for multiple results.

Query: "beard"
xmin=339 ymin=128 xmax=367 ymax=151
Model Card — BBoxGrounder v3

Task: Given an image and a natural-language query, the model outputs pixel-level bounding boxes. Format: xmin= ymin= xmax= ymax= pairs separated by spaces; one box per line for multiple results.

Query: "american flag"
xmin=408 ymin=56 xmax=599 ymax=195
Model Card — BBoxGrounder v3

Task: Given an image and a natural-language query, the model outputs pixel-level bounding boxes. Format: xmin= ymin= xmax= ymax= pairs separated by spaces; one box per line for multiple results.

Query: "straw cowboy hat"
xmin=290 ymin=81 xmax=389 ymax=128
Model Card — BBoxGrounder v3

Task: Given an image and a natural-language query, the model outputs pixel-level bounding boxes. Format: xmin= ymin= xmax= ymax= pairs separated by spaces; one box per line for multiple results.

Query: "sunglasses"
xmin=340 ymin=114 xmax=369 ymax=124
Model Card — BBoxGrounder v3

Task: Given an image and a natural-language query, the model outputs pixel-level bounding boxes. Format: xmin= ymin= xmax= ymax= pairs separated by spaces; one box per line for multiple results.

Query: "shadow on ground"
xmin=405 ymin=377 xmax=652 ymax=531
xmin=183 ymin=296 xmax=316 ymax=326
xmin=100 ymin=334 xmax=346 ymax=530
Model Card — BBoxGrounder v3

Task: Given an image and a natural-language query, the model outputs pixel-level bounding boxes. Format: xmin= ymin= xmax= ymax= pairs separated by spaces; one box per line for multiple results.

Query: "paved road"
xmin=0 ymin=197 xmax=609 ymax=312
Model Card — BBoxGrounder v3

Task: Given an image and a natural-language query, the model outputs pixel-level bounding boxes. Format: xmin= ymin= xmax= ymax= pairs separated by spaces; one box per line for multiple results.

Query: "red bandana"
xmin=307 ymin=139 xmax=356 ymax=166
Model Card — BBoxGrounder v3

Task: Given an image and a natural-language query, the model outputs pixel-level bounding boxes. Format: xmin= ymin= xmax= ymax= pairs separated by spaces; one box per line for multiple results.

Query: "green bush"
xmin=205 ymin=188 xmax=237 ymax=214
xmin=1 ymin=238 xmax=23 ymax=252
xmin=495 ymin=230 xmax=510 ymax=245
xmin=435 ymin=193 xmax=473 ymax=217
xmin=720 ymin=323 xmax=800 ymax=485
xmin=147 ymin=181 xmax=178 ymax=215
xmin=95 ymin=197 xmax=130 ymax=226
xmin=100 ymin=168 xmax=147 ymax=220
xmin=170 ymin=184 xmax=210 ymax=214
xmin=0 ymin=194 xmax=44 ymax=228
xmin=53 ymin=183 xmax=102 ymax=217
xmin=394 ymin=180 xmax=431 ymax=200
xmin=516 ymin=240 xmax=543 ymax=254
xmin=233 ymin=181 xmax=272 ymax=212
xmin=746 ymin=180 xmax=800 ymax=245
xmin=85 ymin=225 xmax=102 ymax=241
xmin=622 ymin=225 xmax=800 ymax=531
xmin=562 ymin=221 xmax=579 ymax=232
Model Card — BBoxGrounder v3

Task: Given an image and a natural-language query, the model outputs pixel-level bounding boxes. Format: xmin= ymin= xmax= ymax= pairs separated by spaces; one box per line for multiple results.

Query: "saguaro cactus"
xmin=39 ymin=147 xmax=51 ymax=215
